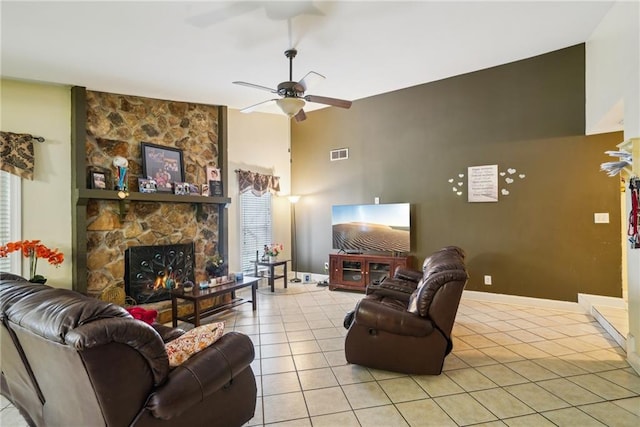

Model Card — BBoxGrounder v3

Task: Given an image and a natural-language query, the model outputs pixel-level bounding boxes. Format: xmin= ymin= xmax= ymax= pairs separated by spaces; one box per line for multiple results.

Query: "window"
xmin=240 ymin=191 xmax=272 ymax=273
xmin=0 ymin=170 xmax=21 ymax=274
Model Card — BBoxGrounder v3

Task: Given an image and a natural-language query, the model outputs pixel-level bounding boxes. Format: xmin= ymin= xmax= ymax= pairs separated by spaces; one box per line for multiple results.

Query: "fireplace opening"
xmin=125 ymin=243 xmax=195 ymax=304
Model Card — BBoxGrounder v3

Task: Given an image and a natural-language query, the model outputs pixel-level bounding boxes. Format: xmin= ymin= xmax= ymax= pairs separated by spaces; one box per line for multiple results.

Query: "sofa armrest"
xmin=354 ymin=299 xmax=434 ymax=337
xmin=145 ymin=331 xmax=254 ymax=420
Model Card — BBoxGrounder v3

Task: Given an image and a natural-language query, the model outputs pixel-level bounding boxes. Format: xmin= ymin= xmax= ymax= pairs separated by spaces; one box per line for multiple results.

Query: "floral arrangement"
xmin=264 ymin=243 xmax=283 ymax=257
xmin=205 ymin=253 xmax=226 ymax=278
xmin=0 ymin=240 xmax=64 ymax=283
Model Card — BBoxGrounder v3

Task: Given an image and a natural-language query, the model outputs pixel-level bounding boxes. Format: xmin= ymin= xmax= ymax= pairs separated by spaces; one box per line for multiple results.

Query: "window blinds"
xmin=240 ymin=191 xmax=272 ymax=273
xmin=0 ymin=170 xmax=20 ymax=273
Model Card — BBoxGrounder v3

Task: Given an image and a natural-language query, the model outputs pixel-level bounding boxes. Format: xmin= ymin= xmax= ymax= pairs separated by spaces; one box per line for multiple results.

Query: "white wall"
xmin=586 ymin=1 xmax=640 ymax=136
xmin=586 ymin=0 xmax=640 ymax=373
xmin=0 ymin=79 xmax=73 ymax=287
xmin=227 ymin=109 xmax=292 ymax=273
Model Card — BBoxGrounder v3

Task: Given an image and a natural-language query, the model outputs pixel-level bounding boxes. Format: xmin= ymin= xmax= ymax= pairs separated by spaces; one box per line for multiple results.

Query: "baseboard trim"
xmin=462 ymin=290 xmax=586 ymax=313
xmin=590 ymin=306 xmax=627 ymax=349
xmin=578 ymin=293 xmax=627 ymax=310
xmin=627 ymin=348 xmax=640 ymax=375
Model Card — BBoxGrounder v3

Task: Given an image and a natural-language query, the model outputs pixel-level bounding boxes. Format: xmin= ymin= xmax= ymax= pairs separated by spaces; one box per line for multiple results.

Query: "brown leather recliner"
xmin=344 ymin=246 xmax=468 ymax=375
xmin=0 ymin=274 xmax=256 ymax=426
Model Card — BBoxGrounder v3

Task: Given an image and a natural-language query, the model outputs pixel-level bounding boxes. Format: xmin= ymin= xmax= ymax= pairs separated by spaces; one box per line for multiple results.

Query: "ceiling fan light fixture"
xmin=276 ymin=97 xmax=305 ymax=117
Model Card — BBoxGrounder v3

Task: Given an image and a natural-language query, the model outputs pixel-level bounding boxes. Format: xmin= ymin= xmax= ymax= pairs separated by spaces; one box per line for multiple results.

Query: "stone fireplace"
xmin=80 ymin=90 xmax=224 ymax=298
xmin=125 ymin=243 xmax=195 ymax=304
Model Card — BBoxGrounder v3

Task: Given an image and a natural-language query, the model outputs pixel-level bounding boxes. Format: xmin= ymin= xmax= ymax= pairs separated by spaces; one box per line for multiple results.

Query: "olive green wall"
xmin=291 ymin=44 xmax=623 ymax=302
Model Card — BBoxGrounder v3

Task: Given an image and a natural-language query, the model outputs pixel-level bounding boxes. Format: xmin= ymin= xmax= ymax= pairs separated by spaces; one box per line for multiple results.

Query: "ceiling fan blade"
xmin=233 ymin=81 xmax=277 ymax=93
xmin=304 ymin=94 xmax=352 ymax=109
xmin=240 ymin=99 xmax=277 ymax=114
xmin=298 ymin=71 xmax=325 ymax=92
xmin=294 ymin=109 xmax=307 ymax=122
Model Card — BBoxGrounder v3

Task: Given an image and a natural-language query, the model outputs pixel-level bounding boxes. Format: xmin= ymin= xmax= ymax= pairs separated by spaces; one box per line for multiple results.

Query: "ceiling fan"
xmin=233 ymin=49 xmax=352 ymax=122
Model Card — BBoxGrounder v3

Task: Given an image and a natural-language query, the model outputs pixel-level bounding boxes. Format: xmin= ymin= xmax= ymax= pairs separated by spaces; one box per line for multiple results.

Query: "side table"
xmin=253 ymin=259 xmax=290 ymax=292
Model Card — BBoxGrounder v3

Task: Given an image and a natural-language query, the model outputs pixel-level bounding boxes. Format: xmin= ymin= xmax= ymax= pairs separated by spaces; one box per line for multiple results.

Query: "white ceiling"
xmin=1 ymin=1 xmax=614 ymax=115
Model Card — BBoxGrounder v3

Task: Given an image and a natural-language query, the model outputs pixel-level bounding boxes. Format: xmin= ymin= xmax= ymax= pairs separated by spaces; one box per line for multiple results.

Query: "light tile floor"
xmin=2 ymin=282 xmax=639 ymax=426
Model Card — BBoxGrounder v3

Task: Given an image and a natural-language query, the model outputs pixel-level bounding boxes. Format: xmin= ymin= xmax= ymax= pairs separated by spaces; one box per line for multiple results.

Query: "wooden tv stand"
xmin=329 ymin=253 xmax=412 ymax=292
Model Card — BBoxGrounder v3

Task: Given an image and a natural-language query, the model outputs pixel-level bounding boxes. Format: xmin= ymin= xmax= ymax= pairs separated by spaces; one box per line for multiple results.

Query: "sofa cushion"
xmin=0 ymin=272 xmax=28 ymax=282
xmin=2 ymin=284 xmax=131 ymax=344
xmin=422 ymin=246 xmax=466 ymax=280
xmin=393 ymin=267 xmax=423 ymax=283
xmin=152 ymin=323 xmax=185 ymax=343
xmin=407 ymin=269 xmax=468 ymax=317
xmin=165 ymin=322 xmax=225 ymax=367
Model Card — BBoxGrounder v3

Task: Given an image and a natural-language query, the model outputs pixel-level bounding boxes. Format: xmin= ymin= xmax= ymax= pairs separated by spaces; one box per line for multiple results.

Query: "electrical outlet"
xmin=484 ymin=275 xmax=492 ymax=285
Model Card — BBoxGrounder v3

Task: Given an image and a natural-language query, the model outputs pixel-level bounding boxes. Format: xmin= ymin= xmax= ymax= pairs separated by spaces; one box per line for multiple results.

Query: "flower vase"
xmin=269 ymin=255 xmax=278 ymax=263
xmin=29 ymin=276 xmax=47 ymax=284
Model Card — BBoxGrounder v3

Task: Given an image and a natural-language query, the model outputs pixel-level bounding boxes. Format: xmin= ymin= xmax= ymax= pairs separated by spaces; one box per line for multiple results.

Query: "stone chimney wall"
xmin=85 ymin=90 xmax=220 ymax=296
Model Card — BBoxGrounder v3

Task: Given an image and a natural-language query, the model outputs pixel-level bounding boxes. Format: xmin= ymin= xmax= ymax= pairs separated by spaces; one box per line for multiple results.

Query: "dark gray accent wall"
xmin=291 ymin=44 xmax=623 ymax=302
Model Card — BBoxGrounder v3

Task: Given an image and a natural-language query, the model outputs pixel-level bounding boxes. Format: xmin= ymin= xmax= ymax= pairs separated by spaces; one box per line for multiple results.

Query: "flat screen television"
xmin=332 ymin=203 xmax=410 ymax=253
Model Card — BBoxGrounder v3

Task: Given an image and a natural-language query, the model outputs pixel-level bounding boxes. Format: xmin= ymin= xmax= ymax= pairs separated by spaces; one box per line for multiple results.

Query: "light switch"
xmin=374 ymin=197 xmax=380 ymax=204
xmin=594 ymin=213 xmax=610 ymax=224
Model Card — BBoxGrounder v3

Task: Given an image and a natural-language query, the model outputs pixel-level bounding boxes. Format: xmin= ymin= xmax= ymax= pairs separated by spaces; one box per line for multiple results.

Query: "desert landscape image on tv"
xmin=332 ymin=203 xmax=410 ymax=253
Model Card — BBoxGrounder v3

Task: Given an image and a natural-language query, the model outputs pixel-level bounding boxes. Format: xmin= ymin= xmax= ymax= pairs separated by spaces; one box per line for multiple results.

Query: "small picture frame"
xmin=209 ymin=180 xmax=224 ymax=196
xmin=88 ymin=167 xmax=112 ymax=190
xmin=138 ymin=177 xmax=158 ymax=193
xmin=141 ymin=142 xmax=185 ymax=193
xmin=188 ymin=183 xmax=199 ymax=194
xmin=201 ymin=184 xmax=210 ymax=196
xmin=91 ymin=171 xmax=107 ymax=190
xmin=206 ymin=166 xmax=221 ymax=182
xmin=173 ymin=182 xmax=188 ymax=195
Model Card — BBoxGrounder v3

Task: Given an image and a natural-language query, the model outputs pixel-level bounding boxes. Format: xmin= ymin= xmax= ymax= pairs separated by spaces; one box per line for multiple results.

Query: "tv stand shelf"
xmin=329 ymin=253 xmax=412 ymax=292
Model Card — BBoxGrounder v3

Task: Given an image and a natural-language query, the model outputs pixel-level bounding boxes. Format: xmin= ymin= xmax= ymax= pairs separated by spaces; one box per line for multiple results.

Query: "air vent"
xmin=330 ymin=148 xmax=349 ymax=161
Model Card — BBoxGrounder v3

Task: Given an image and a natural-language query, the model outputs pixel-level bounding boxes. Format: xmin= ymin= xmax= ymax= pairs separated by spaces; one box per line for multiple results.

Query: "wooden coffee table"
xmin=171 ymin=277 xmax=259 ymax=327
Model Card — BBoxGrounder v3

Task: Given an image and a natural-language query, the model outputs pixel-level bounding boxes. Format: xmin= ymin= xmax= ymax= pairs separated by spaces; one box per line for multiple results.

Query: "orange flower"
xmin=48 ymin=252 xmax=64 ymax=266
xmin=0 ymin=240 xmax=64 ymax=280
xmin=6 ymin=241 xmax=22 ymax=252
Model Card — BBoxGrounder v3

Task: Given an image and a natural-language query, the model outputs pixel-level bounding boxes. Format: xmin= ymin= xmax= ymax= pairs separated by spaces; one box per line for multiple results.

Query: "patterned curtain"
xmin=236 ymin=169 xmax=281 ymax=196
xmin=0 ymin=131 xmax=35 ymax=180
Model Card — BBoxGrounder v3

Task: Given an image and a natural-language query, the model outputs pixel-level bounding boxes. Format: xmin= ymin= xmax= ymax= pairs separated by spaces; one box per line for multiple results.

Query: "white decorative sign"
xmin=468 ymin=165 xmax=498 ymax=203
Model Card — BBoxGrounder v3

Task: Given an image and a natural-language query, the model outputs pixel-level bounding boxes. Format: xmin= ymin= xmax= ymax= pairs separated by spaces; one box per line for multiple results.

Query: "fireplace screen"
xmin=125 ymin=243 xmax=195 ymax=304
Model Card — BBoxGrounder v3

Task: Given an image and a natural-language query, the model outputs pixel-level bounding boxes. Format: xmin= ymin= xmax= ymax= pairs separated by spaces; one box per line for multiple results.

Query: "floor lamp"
xmin=288 ymin=195 xmax=301 ymax=283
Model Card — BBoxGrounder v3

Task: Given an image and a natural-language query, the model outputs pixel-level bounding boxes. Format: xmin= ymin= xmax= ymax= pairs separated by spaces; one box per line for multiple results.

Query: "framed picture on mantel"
xmin=209 ymin=180 xmax=224 ymax=196
xmin=141 ymin=142 xmax=184 ymax=193
xmin=87 ymin=166 xmax=112 ymax=190
xmin=206 ymin=165 xmax=223 ymax=197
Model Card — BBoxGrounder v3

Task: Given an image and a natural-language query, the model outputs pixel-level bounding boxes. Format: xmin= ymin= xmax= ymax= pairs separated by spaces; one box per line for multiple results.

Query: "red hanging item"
xmin=126 ymin=306 xmax=158 ymax=325
xmin=628 ymin=178 xmax=640 ymax=248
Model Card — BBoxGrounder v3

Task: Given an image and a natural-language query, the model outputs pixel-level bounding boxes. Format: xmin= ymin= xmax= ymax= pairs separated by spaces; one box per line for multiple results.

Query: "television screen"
xmin=332 ymin=203 xmax=410 ymax=253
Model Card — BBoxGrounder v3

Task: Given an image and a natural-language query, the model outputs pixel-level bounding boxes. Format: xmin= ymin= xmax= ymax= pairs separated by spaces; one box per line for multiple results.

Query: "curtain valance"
xmin=236 ymin=169 xmax=281 ymax=196
xmin=0 ymin=131 xmax=36 ymax=180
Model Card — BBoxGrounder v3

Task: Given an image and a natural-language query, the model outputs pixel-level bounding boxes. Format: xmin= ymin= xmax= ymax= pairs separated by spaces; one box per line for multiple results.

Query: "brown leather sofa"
xmin=344 ymin=246 xmax=468 ymax=375
xmin=0 ymin=274 xmax=256 ymax=426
